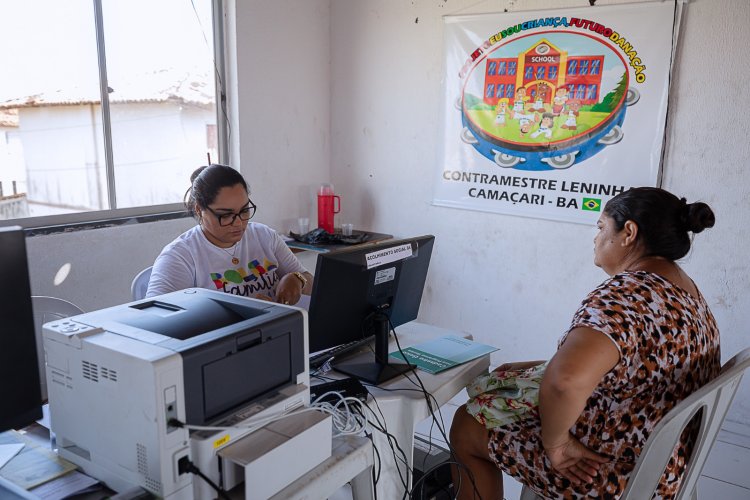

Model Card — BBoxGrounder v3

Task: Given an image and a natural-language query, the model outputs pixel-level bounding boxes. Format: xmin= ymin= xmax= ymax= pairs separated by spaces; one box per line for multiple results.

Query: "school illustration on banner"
xmin=434 ymin=2 xmax=677 ymax=224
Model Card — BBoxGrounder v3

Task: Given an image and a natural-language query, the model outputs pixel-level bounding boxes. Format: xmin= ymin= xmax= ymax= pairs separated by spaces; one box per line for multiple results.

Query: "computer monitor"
xmin=308 ymin=235 xmax=435 ymax=384
xmin=0 ymin=227 xmax=42 ymax=427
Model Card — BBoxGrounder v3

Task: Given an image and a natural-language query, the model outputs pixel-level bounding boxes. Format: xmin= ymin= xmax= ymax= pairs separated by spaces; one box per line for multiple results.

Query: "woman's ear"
xmin=622 ymin=220 xmax=639 ymax=247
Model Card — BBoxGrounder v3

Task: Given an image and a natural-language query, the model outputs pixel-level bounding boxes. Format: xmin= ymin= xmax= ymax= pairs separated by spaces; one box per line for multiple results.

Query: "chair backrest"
xmin=131 ymin=266 xmax=153 ymax=301
xmin=31 ymin=296 xmax=84 ymax=402
xmin=621 ymin=347 xmax=750 ymax=499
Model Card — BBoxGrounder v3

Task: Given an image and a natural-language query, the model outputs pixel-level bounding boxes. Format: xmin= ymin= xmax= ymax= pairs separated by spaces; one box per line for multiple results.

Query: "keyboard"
xmin=309 ymin=337 xmax=372 ymax=370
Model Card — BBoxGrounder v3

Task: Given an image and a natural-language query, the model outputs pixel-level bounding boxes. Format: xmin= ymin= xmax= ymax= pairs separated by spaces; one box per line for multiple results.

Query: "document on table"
xmin=389 ymin=335 xmax=498 ymax=374
xmin=30 ymin=471 xmax=100 ymax=500
xmin=0 ymin=431 xmax=76 ymax=489
xmin=0 ymin=444 xmax=24 ymax=469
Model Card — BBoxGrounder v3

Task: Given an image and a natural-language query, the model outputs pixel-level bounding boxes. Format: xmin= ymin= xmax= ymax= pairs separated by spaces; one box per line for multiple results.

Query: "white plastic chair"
xmin=131 ymin=266 xmax=153 ymax=301
xmin=520 ymin=347 xmax=750 ymax=500
xmin=31 ymin=296 xmax=84 ymax=402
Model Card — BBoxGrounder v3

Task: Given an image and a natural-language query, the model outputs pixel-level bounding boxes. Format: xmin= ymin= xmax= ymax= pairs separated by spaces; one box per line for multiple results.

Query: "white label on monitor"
xmin=374 ymin=267 xmax=396 ymax=285
xmin=365 ymin=243 xmax=413 ymax=269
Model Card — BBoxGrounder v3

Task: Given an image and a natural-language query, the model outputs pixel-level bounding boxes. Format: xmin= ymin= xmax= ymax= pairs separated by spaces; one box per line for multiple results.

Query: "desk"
xmin=321 ymin=322 xmax=490 ymax=500
xmin=7 ymin=430 xmax=374 ymax=500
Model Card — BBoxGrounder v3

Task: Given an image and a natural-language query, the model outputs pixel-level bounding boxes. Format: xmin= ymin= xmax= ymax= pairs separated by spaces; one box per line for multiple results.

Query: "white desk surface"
xmin=319 ymin=321 xmax=491 ymax=500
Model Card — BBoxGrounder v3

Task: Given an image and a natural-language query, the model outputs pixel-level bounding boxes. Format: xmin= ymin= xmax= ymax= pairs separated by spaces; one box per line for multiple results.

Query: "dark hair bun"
xmin=686 ymin=202 xmax=715 ymax=234
xmin=190 ymin=166 xmax=207 ymax=184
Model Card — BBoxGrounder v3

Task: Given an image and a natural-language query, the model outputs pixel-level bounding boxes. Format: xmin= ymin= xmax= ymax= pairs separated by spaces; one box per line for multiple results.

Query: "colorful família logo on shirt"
xmin=211 ymin=259 xmax=278 ymax=288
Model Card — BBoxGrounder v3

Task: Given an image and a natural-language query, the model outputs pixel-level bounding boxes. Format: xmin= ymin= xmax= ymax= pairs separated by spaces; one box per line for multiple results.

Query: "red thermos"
xmin=317 ymin=183 xmax=340 ymax=233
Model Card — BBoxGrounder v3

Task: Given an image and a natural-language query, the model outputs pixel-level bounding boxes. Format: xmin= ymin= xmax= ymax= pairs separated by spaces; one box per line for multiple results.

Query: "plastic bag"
xmin=465 ymin=361 xmax=548 ymax=430
xmin=289 ymin=227 xmax=368 ymax=245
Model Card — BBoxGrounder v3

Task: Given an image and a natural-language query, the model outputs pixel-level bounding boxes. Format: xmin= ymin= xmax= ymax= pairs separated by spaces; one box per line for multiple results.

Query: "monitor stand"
xmin=334 ymin=313 xmax=415 ymax=385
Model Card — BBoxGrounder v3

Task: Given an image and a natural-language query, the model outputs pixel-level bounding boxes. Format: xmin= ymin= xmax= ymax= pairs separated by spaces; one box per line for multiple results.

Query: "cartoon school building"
xmin=483 ymin=39 xmax=604 ymax=106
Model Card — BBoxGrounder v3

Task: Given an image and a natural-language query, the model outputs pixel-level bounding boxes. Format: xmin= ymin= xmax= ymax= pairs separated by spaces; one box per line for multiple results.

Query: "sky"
xmin=0 ymin=0 xmax=214 ymax=102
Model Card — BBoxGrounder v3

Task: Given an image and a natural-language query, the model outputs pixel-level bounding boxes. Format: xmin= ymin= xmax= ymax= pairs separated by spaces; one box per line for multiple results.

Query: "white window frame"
xmin=0 ymin=0 xmax=228 ymax=231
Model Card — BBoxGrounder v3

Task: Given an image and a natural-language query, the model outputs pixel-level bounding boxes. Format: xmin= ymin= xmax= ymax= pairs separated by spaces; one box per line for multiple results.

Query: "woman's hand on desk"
xmin=275 ymin=272 xmax=305 ymax=305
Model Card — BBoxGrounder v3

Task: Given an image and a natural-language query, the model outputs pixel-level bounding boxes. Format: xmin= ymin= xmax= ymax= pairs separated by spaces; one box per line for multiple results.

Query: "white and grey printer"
xmin=43 ymin=289 xmax=326 ymax=499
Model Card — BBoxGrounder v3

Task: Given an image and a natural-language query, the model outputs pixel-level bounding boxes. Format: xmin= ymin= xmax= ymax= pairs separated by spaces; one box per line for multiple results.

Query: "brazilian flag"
xmin=582 ymin=198 xmax=601 ymax=211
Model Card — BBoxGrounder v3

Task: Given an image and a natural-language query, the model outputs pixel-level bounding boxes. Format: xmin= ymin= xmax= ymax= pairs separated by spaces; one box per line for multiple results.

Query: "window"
xmin=549 ymin=66 xmax=558 ymax=80
xmin=591 ymin=59 xmax=601 ymax=75
xmin=508 ymin=61 xmax=517 ymax=76
xmin=536 ymin=66 xmax=546 ymax=80
xmin=498 ymin=61 xmax=506 ymax=75
xmin=487 ymin=61 xmax=497 ymax=76
xmin=567 ymin=60 xmax=578 ymax=75
xmin=486 ymin=84 xmax=495 ymax=98
xmin=507 ymin=86 xmax=515 ymax=99
xmin=497 ymin=84 xmax=505 ymax=98
xmin=0 ymin=0 xmax=225 ymax=225
xmin=577 ymin=84 xmax=586 ymax=99
xmin=587 ymin=84 xmax=598 ymax=100
xmin=525 ymin=65 xmax=534 ymax=80
xmin=580 ymin=60 xmax=589 ymax=76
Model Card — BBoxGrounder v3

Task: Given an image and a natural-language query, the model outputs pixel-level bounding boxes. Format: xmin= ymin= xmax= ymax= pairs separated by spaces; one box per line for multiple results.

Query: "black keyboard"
xmin=309 ymin=337 xmax=372 ymax=370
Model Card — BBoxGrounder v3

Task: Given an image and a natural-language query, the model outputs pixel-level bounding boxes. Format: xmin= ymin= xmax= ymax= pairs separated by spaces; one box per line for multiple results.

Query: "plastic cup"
xmin=341 ymin=223 xmax=354 ymax=236
xmin=298 ymin=217 xmax=310 ymax=235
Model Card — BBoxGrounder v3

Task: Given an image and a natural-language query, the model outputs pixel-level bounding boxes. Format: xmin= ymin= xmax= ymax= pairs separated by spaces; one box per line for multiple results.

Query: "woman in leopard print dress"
xmin=450 ymin=187 xmax=719 ymax=499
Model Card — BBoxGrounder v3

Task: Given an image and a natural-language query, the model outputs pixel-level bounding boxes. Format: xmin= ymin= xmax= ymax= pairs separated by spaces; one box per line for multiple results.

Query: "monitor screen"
xmin=0 ymin=227 xmax=42 ymax=432
xmin=307 ymin=235 xmax=435 ymax=383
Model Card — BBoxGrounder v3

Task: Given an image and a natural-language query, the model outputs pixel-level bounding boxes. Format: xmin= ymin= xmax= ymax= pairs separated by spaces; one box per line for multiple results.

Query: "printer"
xmin=43 ymin=288 xmax=311 ymax=499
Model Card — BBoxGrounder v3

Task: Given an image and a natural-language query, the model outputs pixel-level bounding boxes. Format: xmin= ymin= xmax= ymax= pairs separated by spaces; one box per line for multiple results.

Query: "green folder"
xmin=390 ymin=335 xmax=498 ymax=374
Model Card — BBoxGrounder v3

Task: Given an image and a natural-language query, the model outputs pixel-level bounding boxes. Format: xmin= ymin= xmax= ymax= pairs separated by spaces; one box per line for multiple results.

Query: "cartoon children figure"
xmin=530 ymin=84 xmax=548 ymax=113
xmin=511 ymin=111 xmax=538 ymax=136
xmin=512 ymin=87 xmax=529 ymax=113
xmin=552 ymin=87 xmax=568 ymax=116
xmin=560 ymin=99 xmax=581 ymax=130
xmin=531 ymin=112 xmax=554 ymax=139
xmin=494 ymin=98 xmax=509 ymax=126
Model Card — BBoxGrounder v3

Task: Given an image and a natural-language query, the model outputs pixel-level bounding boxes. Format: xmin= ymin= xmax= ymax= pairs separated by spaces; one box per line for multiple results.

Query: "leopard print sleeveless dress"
xmin=483 ymin=271 xmax=720 ymax=499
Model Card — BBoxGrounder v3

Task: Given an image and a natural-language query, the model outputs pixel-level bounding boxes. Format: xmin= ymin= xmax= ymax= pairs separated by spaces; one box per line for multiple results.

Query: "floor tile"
xmin=697 ymin=476 xmax=750 ymax=500
xmin=701 ymin=440 xmax=750 ymax=489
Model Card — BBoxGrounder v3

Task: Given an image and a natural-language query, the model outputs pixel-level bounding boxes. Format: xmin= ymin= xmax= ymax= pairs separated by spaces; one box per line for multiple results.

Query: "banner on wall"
xmin=434 ymin=2 xmax=677 ymax=224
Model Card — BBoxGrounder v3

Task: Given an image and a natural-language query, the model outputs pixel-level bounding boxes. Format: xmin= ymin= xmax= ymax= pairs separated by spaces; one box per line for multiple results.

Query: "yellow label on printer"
xmin=213 ymin=435 xmax=230 ymax=448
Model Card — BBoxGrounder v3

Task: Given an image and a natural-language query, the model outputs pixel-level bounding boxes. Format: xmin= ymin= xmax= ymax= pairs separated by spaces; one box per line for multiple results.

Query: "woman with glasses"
xmin=146 ymin=164 xmax=312 ymax=305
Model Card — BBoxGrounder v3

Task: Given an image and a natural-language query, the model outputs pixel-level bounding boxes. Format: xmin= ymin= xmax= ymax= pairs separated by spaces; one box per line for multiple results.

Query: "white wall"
xmin=26 ymin=217 xmax=194 ymax=311
xmin=227 ymin=0 xmax=331 ymax=234
xmin=329 ymin=0 xmax=750 ymax=425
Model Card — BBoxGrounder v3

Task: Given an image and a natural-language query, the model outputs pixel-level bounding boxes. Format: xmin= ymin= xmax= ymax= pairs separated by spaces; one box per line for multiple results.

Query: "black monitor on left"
xmin=0 ymin=226 xmax=42 ymax=432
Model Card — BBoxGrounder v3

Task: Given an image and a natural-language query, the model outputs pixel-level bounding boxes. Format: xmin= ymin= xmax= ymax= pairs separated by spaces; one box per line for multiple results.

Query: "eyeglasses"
xmin=205 ymin=200 xmax=256 ymax=226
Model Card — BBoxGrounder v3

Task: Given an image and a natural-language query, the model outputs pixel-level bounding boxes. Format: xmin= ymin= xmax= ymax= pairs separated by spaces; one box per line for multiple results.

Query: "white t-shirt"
xmin=146 ymin=223 xmax=307 ymax=299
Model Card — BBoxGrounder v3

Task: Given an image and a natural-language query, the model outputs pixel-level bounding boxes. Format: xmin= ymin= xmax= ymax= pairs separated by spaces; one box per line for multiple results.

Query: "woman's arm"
xmin=538 ymin=326 xmax=619 ymax=483
xmin=539 ymin=326 xmax=619 ymax=449
xmin=300 ymin=271 xmax=314 ymax=295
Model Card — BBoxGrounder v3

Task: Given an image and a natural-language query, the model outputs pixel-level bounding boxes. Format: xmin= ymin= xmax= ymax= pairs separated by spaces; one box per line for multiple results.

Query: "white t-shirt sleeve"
xmin=146 ymin=243 xmax=196 ymax=297
xmin=271 ymin=230 xmax=308 ymax=276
